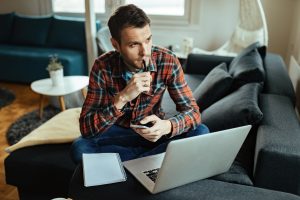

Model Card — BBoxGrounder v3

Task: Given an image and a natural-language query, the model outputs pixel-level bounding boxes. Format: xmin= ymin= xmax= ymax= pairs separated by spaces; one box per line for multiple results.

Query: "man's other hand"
xmin=132 ymin=115 xmax=172 ymax=142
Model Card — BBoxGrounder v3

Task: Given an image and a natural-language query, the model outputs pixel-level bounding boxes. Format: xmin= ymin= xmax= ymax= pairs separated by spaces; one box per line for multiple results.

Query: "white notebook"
xmin=82 ymin=153 xmax=127 ymax=187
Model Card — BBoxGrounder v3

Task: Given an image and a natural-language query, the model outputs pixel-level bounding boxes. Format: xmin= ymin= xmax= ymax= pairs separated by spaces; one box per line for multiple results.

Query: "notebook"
xmin=82 ymin=153 xmax=127 ymax=187
xmin=123 ymin=125 xmax=251 ymax=194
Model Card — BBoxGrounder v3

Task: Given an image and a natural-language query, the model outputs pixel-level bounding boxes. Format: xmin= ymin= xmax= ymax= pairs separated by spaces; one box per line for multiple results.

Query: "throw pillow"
xmin=11 ymin=15 xmax=52 ymax=46
xmin=193 ymin=63 xmax=233 ymax=111
xmin=201 ymin=83 xmax=263 ymax=132
xmin=5 ymin=108 xmax=81 ymax=153
xmin=210 ymin=161 xmax=253 ymax=186
xmin=0 ymin=12 xmax=14 ymax=43
xmin=232 ymin=41 xmax=266 ymax=62
xmin=229 ymin=48 xmax=265 ymax=88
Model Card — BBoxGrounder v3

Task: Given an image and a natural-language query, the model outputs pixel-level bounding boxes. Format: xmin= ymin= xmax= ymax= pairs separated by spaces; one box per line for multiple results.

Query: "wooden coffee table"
xmin=31 ymin=75 xmax=89 ymax=118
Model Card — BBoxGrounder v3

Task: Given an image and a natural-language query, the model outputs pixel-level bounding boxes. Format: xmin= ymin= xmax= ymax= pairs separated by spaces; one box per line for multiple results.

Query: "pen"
xmin=143 ymin=59 xmax=148 ymax=72
xmin=142 ymin=59 xmax=152 ymax=95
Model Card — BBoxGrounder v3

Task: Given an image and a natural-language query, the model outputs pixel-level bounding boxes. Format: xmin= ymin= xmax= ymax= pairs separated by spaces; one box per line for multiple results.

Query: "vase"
xmin=49 ymin=69 xmax=64 ymax=86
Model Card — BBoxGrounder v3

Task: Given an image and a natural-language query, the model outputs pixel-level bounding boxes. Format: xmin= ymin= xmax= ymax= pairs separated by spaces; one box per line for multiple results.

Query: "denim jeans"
xmin=70 ymin=124 xmax=209 ymax=164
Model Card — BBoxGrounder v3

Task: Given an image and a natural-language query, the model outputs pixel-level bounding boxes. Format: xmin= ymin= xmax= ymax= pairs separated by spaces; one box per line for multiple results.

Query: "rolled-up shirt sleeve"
xmin=166 ymin=58 xmax=201 ymax=137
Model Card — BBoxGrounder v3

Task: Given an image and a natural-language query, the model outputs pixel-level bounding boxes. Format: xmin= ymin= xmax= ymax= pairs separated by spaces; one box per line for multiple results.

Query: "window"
xmin=52 ymin=0 xmax=105 ymax=14
xmin=125 ymin=0 xmax=185 ymax=16
xmin=51 ymin=0 xmax=190 ymax=25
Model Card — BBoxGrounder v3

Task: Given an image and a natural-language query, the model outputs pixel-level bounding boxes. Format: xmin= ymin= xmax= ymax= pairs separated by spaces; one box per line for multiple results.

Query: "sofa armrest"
xmin=255 ymin=145 xmax=300 ymax=195
xmin=185 ymin=53 xmax=233 ymax=75
xmin=263 ymin=53 xmax=296 ymax=104
xmin=254 ymin=94 xmax=300 ymax=195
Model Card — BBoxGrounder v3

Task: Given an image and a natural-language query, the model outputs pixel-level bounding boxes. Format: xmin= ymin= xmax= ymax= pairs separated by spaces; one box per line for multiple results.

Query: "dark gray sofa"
xmin=4 ymin=44 xmax=300 ymax=200
xmin=0 ymin=13 xmax=100 ymax=83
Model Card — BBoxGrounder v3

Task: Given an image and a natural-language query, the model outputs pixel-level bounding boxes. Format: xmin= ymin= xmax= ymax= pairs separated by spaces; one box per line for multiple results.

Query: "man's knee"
xmin=196 ymin=124 xmax=210 ymax=134
xmin=70 ymin=137 xmax=95 ymax=164
xmin=187 ymin=124 xmax=210 ymax=137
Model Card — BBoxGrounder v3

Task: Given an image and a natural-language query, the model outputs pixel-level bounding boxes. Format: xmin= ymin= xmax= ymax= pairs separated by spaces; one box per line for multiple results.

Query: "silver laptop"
xmin=123 ymin=125 xmax=251 ymax=194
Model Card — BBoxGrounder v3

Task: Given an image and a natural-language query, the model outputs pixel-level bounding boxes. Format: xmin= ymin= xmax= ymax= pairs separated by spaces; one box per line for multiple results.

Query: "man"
xmin=70 ymin=4 xmax=209 ymax=164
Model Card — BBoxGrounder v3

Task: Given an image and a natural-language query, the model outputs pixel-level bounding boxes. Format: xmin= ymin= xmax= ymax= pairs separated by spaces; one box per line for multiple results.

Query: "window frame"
xmin=51 ymin=0 xmax=192 ymax=26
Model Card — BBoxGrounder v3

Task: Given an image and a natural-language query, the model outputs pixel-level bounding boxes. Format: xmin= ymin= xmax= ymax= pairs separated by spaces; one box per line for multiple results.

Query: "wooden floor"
xmin=0 ymin=82 xmax=42 ymax=200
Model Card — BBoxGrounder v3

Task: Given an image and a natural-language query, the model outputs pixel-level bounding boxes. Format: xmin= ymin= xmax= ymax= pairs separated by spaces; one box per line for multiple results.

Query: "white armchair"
xmin=96 ymin=26 xmax=114 ymax=53
xmin=193 ymin=0 xmax=268 ymax=57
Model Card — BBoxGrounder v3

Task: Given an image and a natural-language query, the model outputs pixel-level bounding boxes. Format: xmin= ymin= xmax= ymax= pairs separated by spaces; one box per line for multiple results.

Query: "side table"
xmin=31 ymin=75 xmax=89 ymax=118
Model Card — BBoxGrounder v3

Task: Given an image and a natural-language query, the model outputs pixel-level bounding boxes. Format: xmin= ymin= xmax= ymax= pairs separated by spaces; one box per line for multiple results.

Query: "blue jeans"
xmin=70 ymin=124 xmax=209 ymax=164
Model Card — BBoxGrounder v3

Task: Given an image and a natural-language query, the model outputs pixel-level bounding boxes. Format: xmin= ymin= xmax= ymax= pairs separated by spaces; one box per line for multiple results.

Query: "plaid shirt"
xmin=80 ymin=46 xmax=201 ymax=138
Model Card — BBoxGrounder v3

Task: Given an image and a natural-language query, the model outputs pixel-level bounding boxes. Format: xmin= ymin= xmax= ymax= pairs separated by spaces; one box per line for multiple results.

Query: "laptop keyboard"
xmin=143 ymin=168 xmax=160 ymax=182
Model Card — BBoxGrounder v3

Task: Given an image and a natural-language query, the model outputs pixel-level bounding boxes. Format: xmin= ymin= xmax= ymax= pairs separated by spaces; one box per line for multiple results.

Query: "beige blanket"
xmin=5 ymin=107 xmax=82 ymax=153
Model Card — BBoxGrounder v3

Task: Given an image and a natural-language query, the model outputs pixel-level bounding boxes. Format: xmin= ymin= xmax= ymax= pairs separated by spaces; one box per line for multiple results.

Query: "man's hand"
xmin=122 ymin=72 xmax=152 ymax=101
xmin=114 ymin=72 xmax=151 ymax=110
xmin=132 ymin=115 xmax=172 ymax=142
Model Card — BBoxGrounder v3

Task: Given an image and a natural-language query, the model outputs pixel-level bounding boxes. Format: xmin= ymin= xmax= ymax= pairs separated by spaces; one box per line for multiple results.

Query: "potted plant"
xmin=46 ymin=54 xmax=64 ymax=86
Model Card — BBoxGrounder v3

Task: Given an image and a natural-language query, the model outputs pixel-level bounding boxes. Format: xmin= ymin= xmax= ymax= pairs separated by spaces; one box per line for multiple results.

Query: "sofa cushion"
xmin=47 ymin=16 xmax=86 ymax=51
xmin=11 ymin=15 xmax=52 ymax=46
xmin=257 ymin=94 xmax=300 ymax=146
xmin=69 ymin=164 xmax=300 ymax=200
xmin=202 ymin=83 xmax=263 ymax=132
xmin=193 ymin=63 xmax=233 ymax=111
xmin=0 ymin=12 xmax=14 ymax=43
xmin=229 ymin=48 xmax=264 ymax=88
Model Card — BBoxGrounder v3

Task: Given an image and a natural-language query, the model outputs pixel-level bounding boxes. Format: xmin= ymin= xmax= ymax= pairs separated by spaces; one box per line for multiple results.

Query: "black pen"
xmin=143 ymin=59 xmax=152 ymax=94
xmin=143 ymin=59 xmax=148 ymax=72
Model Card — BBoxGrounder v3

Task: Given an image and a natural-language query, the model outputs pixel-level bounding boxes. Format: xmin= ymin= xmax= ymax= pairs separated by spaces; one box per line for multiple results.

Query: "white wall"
xmin=261 ymin=0 xmax=295 ymax=63
xmin=151 ymin=0 xmax=239 ymax=51
xmin=287 ymin=0 xmax=300 ymax=65
xmin=0 ymin=0 xmax=298 ymax=63
xmin=0 ymin=0 xmax=45 ymax=15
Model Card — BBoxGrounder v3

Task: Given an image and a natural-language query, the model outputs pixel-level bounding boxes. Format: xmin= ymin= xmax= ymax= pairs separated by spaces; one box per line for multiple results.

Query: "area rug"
xmin=0 ymin=87 xmax=15 ymax=108
xmin=6 ymin=105 xmax=60 ymax=145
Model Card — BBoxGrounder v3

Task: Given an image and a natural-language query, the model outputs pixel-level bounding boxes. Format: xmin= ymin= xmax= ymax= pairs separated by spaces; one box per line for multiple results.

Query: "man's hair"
xmin=108 ymin=4 xmax=151 ymax=43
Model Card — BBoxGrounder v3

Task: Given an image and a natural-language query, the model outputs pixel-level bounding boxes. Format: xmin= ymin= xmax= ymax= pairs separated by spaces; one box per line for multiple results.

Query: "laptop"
xmin=123 ymin=125 xmax=251 ymax=194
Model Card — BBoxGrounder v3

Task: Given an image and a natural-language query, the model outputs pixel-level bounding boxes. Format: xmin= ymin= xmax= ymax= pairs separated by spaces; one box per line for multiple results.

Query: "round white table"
xmin=31 ymin=75 xmax=89 ymax=118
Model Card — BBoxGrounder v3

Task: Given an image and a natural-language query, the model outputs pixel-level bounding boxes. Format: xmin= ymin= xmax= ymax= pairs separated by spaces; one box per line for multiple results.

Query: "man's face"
xmin=112 ymin=24 xmax=152 ymax=70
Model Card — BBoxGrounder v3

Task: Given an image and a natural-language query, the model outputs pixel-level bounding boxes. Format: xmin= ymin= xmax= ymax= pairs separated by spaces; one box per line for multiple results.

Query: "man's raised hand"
xmin=121 ymin=72 xmax=151 ymax=102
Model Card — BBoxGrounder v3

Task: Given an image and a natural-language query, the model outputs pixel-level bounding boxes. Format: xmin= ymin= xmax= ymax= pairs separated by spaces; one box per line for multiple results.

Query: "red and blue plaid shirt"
xmin=80 ymin=46 xmax=201 ymax=138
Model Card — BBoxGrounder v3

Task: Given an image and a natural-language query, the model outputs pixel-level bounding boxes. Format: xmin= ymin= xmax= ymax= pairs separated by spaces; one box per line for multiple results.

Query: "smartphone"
xmin=130 ymin=124 xmax=150 ymax=129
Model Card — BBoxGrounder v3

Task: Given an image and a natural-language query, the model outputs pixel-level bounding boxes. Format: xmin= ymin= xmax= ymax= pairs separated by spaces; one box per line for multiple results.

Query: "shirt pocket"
xmin=142 ymin=82 xmax=166 ymax=107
